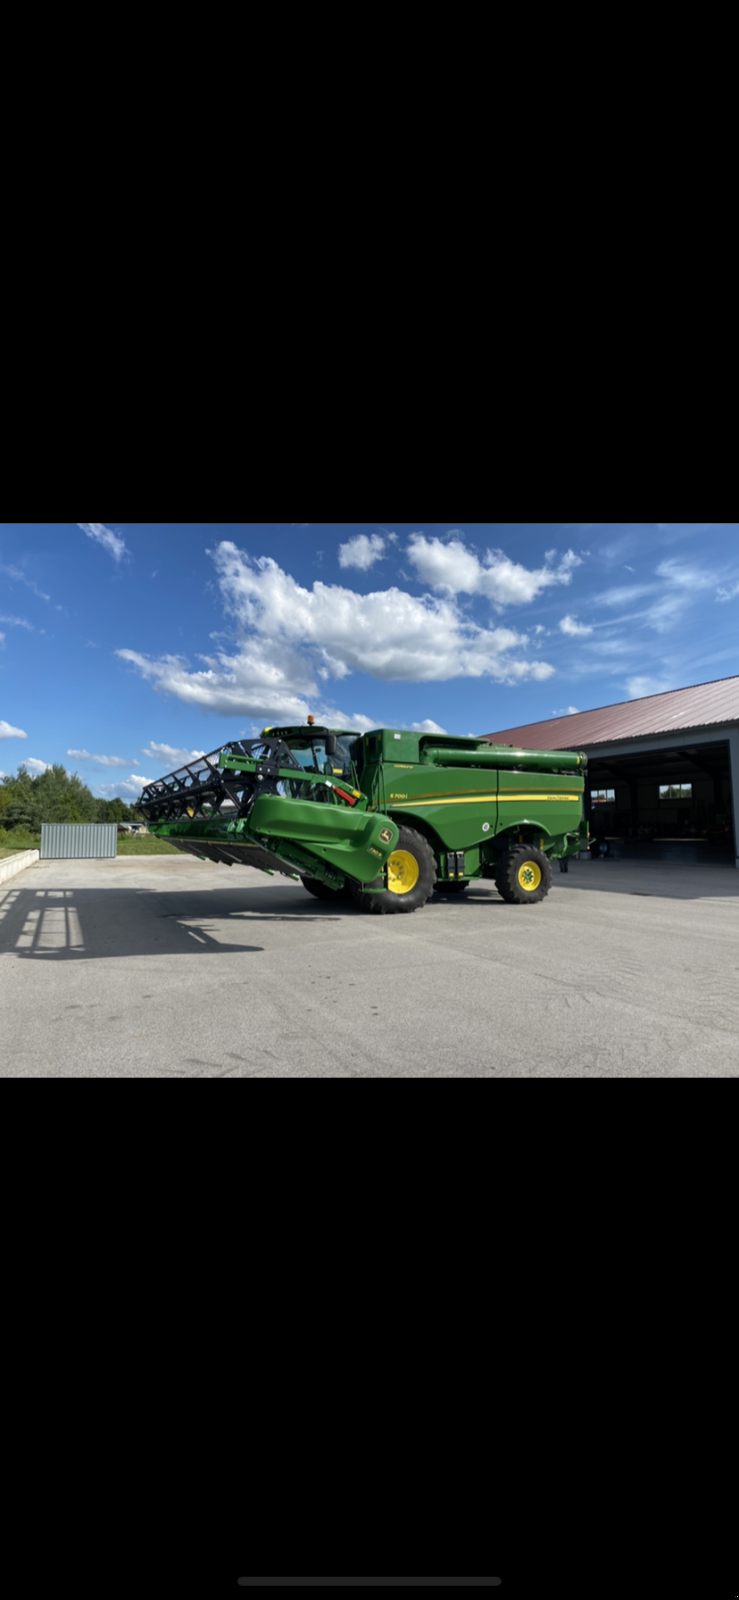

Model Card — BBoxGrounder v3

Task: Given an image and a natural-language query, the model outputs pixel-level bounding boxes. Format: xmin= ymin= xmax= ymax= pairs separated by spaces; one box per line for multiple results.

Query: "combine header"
xmin=140 ymin=723 xmax=588 ymax=914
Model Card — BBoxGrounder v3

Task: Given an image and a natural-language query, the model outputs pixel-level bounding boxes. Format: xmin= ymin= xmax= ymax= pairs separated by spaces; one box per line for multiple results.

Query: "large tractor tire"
xmin=350 ymin=825 xmax=436 ymax=915
xmin=495 ymin=844 xmax=552 ymax=905
xmin=300 ymin=876 xmax=352 ymax=903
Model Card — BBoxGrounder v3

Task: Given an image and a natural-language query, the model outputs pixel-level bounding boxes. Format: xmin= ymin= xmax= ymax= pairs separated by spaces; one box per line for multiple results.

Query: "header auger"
xmin=140 ymin=725 xmax=589 ymax=914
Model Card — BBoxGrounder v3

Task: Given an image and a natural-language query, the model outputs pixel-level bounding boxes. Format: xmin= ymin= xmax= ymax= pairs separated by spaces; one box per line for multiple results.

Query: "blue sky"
xmin=1 ymin=522 xmax=738 ymax=799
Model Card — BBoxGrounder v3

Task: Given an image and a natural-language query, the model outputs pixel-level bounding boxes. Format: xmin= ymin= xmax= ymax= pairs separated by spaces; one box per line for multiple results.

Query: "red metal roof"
xmin=483 ymin=674 xmax=739 ymax=750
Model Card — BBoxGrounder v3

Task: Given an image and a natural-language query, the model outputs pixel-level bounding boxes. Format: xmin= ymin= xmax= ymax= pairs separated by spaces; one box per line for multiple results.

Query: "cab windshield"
xmin=284 ymin=736 xmax=354 ymax=777
xmin=277 ymin=735 xmax=356 ymax=800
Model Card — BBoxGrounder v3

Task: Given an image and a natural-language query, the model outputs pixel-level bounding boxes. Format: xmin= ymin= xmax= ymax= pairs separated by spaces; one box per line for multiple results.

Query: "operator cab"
xmin=261 ymin=724 xmax=358 ymax=795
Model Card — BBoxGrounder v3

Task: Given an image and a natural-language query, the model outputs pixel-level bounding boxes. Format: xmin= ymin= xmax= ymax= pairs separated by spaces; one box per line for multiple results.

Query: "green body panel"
xmin=495 ymin=767 xmax=585 ymax=845
xmin=248 ymin=793 xmax=398 ymax=880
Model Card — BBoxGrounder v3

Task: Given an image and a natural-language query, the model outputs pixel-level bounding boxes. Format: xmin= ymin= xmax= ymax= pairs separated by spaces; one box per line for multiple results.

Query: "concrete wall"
xmin=0 ymin=850 xmax=39 ymax=886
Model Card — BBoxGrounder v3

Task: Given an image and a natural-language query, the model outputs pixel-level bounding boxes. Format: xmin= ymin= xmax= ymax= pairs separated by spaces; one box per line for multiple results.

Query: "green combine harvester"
xmin=140 ymin=722 xmax=589 ymax=915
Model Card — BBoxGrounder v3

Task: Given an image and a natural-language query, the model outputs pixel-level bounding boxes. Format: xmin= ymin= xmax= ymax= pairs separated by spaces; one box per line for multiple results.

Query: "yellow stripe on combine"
xmin=387 ymin=795 xmax=495 ymax=807
xmin=388 ymin=793 xmax=581 ymax=807
xmin=498 ymin=794 xmax=581 ymax=803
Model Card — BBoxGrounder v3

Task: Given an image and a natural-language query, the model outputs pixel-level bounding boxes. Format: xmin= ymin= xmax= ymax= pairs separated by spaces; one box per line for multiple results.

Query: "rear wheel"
xmin=300 ymin=876 xmax=352 ymax=903
xmin=350 ymin=825 xmax=436 ymax=915
xmin=494 ymin=844 xmax=552 ymax=905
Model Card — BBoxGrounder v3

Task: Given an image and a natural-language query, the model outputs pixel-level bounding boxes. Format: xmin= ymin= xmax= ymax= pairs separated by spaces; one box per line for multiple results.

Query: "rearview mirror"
xmin=325 ymin=733 xmax=337 ymax=755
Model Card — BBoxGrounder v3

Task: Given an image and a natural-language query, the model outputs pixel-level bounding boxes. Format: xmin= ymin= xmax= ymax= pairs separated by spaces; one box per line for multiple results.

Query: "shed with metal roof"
xmin=484 ymin=674 xmax=739 ymax=866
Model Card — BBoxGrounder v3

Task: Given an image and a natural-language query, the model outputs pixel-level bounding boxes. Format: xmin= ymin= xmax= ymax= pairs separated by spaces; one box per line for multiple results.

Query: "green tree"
xmin=96 ymin=797 xmax=126 ymax=823
xmin=33 ymin=764 xmax=97 ymax=823
xmin=1 ymin=768 xmax=40 ymax=830
xmin=1 ymin=763 xmax=99 ymax=829
xmin=95 ymin=798 xmax=138 ymax=823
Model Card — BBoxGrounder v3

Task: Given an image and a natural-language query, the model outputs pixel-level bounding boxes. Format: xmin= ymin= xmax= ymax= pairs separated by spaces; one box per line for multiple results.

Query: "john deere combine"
xmin=140 ymin=723 xmax=588 ymax=914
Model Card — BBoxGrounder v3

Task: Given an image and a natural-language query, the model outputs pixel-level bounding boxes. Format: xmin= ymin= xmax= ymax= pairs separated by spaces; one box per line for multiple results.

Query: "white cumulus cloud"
xmin=406 ymin=535 xmax=581 ymax=606
xmin=78 ymin=522 xmax=128 ymax=563
xmin=0 ymin=720 xmax=27 ymax=739
xmin=117 ymin=542 xmax=555 ymax=723
xmin=551 ymin=706 xmax=580 ymax=716
xmin=141 ymin=742 xmax=207 ymax=769
xmin=95 ymin=774 xmax=155 ymax=801
xmin=67 ymin=750 xmax=130 ymax=767
xmin=22 ymin=758 xmax=52 ymax=774
xmin=559 ymin=615 xmax=592 ymax=636
xmin=410 ymin=719 xmax=447 ymax=734
xmin=326 ymin=712 xmax=378 ymax=733
xmin=338 ymin=533 xmax=386 ymax=570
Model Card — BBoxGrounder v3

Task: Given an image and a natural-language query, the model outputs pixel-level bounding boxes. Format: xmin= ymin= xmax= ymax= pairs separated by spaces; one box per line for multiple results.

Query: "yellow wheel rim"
xmin=517 ymin=859 xmax=541 ymax=890
xmin=386 ymin=849 xmax=420 ymax=895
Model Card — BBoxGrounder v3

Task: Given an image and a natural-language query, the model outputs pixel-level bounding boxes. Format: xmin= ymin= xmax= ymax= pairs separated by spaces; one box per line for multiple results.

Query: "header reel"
xmin=139 ymin=737 xmax=302 ymax=825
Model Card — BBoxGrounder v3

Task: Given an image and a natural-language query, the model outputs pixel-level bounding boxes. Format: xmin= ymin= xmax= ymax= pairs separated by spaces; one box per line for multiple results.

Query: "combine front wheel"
xmin=351 ymin=826 xmax=435 ymax=915
xmin=495 ymin=845 xmax=552 ymax=905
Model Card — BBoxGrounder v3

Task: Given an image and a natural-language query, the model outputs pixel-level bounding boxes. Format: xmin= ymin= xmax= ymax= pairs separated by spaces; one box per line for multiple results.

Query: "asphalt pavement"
xmin=1 ymin=854 xmax=739 ymax=1077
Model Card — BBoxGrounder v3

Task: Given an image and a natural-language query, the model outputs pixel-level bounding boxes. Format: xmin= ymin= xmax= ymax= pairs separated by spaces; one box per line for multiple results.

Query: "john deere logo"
xmin=379 ymin=826 xmax=393 ymax=843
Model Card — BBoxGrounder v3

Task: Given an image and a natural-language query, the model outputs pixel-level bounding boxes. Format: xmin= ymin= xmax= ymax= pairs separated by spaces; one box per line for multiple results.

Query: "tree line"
xmin=0 ymin=764 xmax=145 ymax=830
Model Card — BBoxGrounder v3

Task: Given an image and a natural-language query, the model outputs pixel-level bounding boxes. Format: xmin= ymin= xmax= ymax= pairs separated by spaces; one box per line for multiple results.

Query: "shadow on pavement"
xmin=0 ymin=879 xmax=512 ymax=961
xmin=0 ymin=885 xmax=290 ymax=960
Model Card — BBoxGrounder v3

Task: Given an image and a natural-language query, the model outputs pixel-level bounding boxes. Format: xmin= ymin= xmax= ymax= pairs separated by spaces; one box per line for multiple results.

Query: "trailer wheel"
xmin=300 ymin=876 xmax=352 ymax=903
xmin=351 ymin=825 xmax=436 ymax=915
xmin=495 ymin=845 xmax=552 ymax=905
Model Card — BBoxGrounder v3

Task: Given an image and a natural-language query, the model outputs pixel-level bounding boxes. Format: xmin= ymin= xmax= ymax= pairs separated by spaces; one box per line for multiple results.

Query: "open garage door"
xmin=585 ymin=739 xmax=734 ymax=863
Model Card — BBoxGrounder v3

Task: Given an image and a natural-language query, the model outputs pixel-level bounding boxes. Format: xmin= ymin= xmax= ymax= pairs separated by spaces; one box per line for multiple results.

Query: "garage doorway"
xmin=585 ymin=740 xmax=733 ymax=863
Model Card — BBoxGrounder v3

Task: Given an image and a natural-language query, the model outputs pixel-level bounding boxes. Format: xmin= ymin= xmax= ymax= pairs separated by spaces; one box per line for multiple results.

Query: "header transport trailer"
xmin=140 ymin=722 xmax=588 ymax=916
